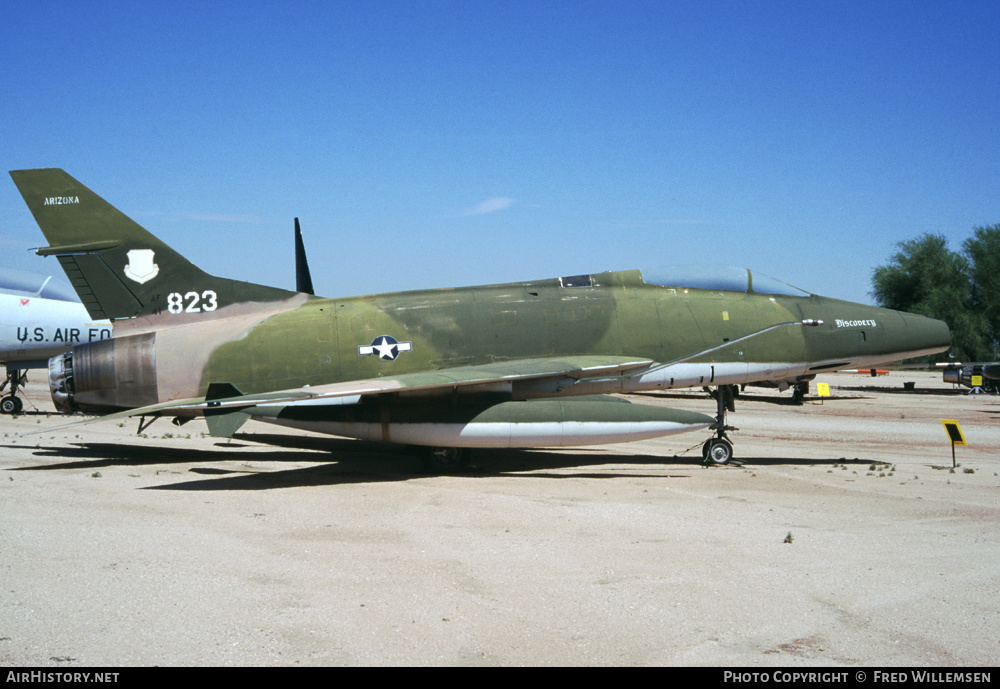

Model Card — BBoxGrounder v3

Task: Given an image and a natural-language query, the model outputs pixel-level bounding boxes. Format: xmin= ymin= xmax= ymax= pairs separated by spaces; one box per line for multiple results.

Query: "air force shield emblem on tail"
xmin=124 ymin=249 xmax=159 ymax=284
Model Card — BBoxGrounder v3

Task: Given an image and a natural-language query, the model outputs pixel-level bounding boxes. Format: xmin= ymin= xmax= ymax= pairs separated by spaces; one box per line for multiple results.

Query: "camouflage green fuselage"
xmin=175 ymin=268 xmax=944 ymax=404
xmin=53 ymin=267 xmax=951 ymax=414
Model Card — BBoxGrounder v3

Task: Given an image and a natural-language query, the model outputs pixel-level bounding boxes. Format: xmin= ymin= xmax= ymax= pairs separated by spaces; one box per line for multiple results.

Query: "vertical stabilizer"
xmin=10 ymin=169 xmax=295 ymax=321
xmin=294 ymin=218 xmax=315 ymax=296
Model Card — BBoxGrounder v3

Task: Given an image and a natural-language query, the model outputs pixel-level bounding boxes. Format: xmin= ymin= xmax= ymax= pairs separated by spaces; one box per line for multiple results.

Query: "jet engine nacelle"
xmin=943 ymin=363 xmax=1000 ymax=392
xmin=48 ymin=333 xmax=158 ymax=414
xmin=942 ymin=367 xmax=964 ymax=387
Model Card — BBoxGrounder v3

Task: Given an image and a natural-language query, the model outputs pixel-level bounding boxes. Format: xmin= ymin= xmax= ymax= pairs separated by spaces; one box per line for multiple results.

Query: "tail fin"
xmin=10 ymin=169 xmax=294 ymax=321
xmin=294 ymin=217 xmax=315 ymax=296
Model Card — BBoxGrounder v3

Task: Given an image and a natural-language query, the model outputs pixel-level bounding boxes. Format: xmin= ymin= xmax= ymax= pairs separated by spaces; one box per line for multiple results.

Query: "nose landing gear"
xmin=1 ymin=368 xmax=27 ymax=415
xmin=702 ymin=385 xmax=737 ymax=465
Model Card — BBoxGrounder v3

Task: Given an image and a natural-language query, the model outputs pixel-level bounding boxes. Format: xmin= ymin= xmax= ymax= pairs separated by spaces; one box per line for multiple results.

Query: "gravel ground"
xmin=1 ymin=371 xmax=998 ymax=666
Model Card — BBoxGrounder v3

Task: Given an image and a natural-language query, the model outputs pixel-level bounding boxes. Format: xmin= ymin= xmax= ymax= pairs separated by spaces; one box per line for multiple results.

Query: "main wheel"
xmin=1 ymin=396 xmax=19 ymax=415
xmin=702 ymin=438 xmax=733 ymax=465
xmin=792 ymin=382 xmax=809 ymax=405
xmin=420 ymin=447 xmax=471 ymax=473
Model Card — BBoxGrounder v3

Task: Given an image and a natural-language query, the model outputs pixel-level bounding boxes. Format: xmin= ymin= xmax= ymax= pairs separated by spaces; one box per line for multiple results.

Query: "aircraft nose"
xmin=807 ymin=299 xmax=952 ymax=364
xmin=898 ymin=311 xmax=952 ymax=356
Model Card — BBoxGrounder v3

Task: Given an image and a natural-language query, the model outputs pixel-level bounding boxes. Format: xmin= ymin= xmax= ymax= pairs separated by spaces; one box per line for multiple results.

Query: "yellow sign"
xmin=817 ymin=382 xmax=830 ymax=397
xmin=972 ymin=375 xmax=983 ymax=387
xmin=941 ymin=420 xmax=967 ymax=446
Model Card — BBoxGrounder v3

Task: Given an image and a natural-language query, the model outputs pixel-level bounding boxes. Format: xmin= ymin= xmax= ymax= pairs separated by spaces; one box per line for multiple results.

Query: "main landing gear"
xmin=791 ymin=381 xmax=809 ymax=405
xmin=420 ymin=446 xmax=472 ymax=473
xmin=1 ymin=368 xmax=27 ymax=415
xmin=702 ymin=385 xmax=737 ymax=465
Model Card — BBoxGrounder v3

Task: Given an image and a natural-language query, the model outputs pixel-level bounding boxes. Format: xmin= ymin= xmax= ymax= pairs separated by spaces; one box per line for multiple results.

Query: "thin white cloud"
xmin=609 ymin=218 xmax=710 ymax=228
xmin=182 ymin=212 xmax=267 ymax=224
xmin=458 ymin=197 xmax=515 ymax=217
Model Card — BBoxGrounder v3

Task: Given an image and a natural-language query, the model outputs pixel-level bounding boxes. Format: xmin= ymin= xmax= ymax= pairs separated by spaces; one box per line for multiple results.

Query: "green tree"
xmin=871 ymin=233 xmax=991 ymax=361
xmin=963 ymin=224 xmax=1000 ymax=359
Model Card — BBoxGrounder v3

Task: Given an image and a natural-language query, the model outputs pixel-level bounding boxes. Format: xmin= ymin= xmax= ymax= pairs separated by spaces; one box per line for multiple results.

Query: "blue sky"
xmin=2 ymin=1 xmax=998 ymax=305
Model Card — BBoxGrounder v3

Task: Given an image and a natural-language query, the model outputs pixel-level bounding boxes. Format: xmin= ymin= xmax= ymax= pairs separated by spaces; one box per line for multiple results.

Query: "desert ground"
xmin=1 ymin=371 xmax=998 ymax=667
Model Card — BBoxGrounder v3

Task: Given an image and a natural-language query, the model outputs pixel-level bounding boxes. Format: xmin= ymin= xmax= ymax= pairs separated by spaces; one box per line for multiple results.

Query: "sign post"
xmin=941 ymin=420 xmax=967 ymax=468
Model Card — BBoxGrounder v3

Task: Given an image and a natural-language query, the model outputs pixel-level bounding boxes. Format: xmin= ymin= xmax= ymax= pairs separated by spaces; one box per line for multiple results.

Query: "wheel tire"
xmin=1 ymin=396 xmax=18 ymax=415
xmin=704 ymin=438 xmax=733 ymax=465
xmin=792 ymin=382 xmax=808 ymax=405
xmin=420 ymin=447 xmax=470 ymax=473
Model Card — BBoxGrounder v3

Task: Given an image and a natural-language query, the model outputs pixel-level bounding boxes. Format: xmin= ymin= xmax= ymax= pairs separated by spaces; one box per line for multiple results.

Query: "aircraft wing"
xmin=155 ymin=354 xmax=655 ymax=412
xmin=21 ymin=355 xmax=655 ymax=433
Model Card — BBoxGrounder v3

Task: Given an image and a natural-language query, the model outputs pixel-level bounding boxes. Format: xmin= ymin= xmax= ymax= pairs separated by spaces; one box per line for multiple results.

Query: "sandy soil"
xmin=1 ymin=371 xmax=998 ymax=666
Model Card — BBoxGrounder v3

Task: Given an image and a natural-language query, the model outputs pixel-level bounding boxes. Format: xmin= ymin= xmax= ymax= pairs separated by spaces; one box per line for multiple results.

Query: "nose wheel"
xmin=1 ymin=368 xmax=26 ymax=415
xmin=703 ymin=385 xmax=738 ymax=465
xmin=1 ymin=395 xmax=22 ymax=415
xmin=702 ymin=437 xmax=733 ymax=465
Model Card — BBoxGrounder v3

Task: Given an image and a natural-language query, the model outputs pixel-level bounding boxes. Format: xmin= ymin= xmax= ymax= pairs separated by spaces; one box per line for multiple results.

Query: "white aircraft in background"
xmin=0 ymin=269 xmax=111 ymax=414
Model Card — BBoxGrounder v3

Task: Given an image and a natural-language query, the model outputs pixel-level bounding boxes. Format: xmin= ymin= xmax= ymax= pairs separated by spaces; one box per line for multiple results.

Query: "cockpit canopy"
xmin=640 ymin=266 xmax=811 ymax=296
xmin=0 ymin=270 xmax=80 ymax=302
xmin=559 ymin=266 xmax=812 ymax=297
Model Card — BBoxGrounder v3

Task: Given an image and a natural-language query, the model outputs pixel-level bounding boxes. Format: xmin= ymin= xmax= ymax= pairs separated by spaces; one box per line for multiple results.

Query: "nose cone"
xmin=896 ymin=311 xmax=952 ymax=357
xmin=805 ymin=298 xmax=952 ymax=365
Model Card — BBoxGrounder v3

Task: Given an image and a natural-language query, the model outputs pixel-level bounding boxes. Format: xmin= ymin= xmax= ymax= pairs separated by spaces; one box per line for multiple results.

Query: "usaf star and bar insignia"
xmin=358 ymin=335 xmax=412 ymax=361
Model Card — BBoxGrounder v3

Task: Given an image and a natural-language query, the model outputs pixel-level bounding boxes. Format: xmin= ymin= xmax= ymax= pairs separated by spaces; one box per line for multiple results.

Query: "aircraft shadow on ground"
xmin=3 ymin=432 xmax=875 ymax=491
xmin=832 ymin=385 xmax=967 ymax=396
xmin=639 ymin=388 xmax=970 ymax=404
xmin=635 ymin=391 xmax=874 ymax=405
